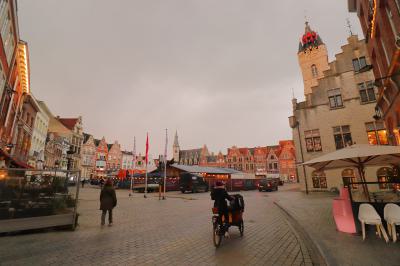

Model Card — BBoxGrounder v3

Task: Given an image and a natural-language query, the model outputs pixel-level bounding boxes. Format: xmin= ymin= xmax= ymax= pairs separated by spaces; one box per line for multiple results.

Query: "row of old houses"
xmin=0 ymin=0 xmax=83 ymax=172
xmin=172 ymin=131 xmax=297 ymax=182
xmin=0 ymin=1 xmax=152 ymax=179
xmin=288 ymin=0 xmax=400 ymax=192
xmin=80 ymin=134 xmax=157 ymax=180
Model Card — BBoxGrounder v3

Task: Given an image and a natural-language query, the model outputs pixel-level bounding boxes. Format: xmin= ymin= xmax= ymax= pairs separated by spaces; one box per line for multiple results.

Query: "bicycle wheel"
xmin=239 ymin=220 xmax=244 ymax=237
xmin=213 ymin=223 xmax=222 ymax=248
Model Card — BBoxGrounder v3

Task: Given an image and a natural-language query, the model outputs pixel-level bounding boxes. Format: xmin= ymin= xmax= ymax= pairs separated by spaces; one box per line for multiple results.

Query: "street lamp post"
xmin=289 ymin=116 xmax=309 ymax=194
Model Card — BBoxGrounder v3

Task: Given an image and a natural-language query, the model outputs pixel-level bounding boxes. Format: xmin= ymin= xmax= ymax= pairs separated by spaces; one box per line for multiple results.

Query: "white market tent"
xmin=170 ymin=164 xmax=255 ymax=179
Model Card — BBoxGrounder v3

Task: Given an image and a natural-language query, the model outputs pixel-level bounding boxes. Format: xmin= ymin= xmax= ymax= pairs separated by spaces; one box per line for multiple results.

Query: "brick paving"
xmin=274 ymin=189 xmax=400 ymax=266
xmin=0 ymin=187 xmax=317 ymax=266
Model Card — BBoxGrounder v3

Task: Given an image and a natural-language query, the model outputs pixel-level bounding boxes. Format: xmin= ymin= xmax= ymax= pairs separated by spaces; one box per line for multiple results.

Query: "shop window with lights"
xmin=342 ymin=168 xmax=358 ymax=189
xmin=366 ymin=122 xmax=388 ymax=145
xmin=333 ymin=125 xmax=352 ymax=150
xmin=328 ymin=88 xmax=343 ymax=109
xmin=305 ymin=129 xmax=322 ymax=152
xmin=358 ymin=81 xmax=376 ymax=103
xmin=312 ymin=171 xmax=327 ymax=189
xmin=377 ymin=167 xmax=394 ymax=189
xmin=352 ymin=56 xmax=367 ymax=72
xmin=394 ymin=129 xmax=400 ymax=145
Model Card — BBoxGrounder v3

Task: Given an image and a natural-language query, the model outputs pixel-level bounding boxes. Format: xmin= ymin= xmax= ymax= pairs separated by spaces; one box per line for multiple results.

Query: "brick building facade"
xmin=172 ymin=131 xmax=296 ymax=181
xmin=107 ymin=141 xmax=122 ymax=173
xmin=94 ymin=137 xmax=108 ymax=178
xmin=58 ymin=117 xmax=83 ymax=171
xmin=81 ymin=133 xmax=96 ymax=179
xmin=0 ymin=0 xmax=19 ymax=154
xmin=348 ymin=0 xmax=400 ymax=145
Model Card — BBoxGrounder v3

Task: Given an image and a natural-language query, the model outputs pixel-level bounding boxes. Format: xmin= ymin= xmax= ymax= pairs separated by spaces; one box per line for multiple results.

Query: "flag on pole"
xmin=132 ymin=136 xmax=136 ymax=168
xmin=144 ymin=133 xmax=149 ymax=198
xmin=129 ymin=136 xmax=136 ymax=196
xmin=164 ymin=129 xmax=168 ymax=166
xmin=163 ymin=129 xmax=168 ymax=199
xmin=145 ymin=133 xmax=149 ymax=164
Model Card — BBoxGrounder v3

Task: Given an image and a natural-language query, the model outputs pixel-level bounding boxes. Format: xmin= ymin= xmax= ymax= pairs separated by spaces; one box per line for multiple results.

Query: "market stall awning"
xmin=0 ymin=149 xmax=33 ymax=169
xmin=171 ymin=164 xmax=243 ymax=174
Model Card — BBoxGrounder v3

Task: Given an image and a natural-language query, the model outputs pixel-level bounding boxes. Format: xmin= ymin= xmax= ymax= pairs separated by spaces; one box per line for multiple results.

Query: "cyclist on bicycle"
xmin=211 ymin=181 xmax=233 ymax=233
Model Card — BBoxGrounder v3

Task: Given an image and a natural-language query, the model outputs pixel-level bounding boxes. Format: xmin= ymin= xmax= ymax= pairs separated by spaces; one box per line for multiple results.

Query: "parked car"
xmin=179 ymin=173 xmax=209 ymax=193
xmin=258 ymin=178 xmax=278 ymax=192
xmin=272 ymin=177 xmax=284 ymax=186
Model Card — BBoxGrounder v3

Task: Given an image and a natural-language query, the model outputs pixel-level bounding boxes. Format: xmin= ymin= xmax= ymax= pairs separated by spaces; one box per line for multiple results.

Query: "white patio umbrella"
xmin=303 ymin=144 xmax=400 ymax=200
xmin=304 ymin=144 xmax=400 ymax=170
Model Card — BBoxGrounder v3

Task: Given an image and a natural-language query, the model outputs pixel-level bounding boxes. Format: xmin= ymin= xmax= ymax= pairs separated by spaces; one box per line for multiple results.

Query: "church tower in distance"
xmin=173 ymin=130 xmax=180 ymax=163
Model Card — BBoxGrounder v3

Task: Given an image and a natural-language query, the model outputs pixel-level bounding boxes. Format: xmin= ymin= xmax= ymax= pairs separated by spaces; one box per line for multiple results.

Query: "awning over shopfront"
xmin=0 ymin=149 xmax=33 ymax=169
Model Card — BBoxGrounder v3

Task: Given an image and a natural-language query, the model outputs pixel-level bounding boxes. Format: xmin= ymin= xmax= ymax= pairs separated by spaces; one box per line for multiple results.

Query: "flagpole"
xmin=144 ymin=133 xmax=149 ymax=198
xmin=129 ymin=136 xmax=136 ymax=197
xmin=144 ymin=162 xmax=148 ymax=198
xmin=163 ymin=128 xmax=168 ymax=200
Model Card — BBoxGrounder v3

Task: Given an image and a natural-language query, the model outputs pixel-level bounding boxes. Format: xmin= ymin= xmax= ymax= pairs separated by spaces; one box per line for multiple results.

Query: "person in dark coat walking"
xmin=100 ymin=179 xmax=117 ymax=226
xmin=99 ymin=178 xmax=105 ymax=188
xmin=211 ymin=181 xmax=233 ymax=229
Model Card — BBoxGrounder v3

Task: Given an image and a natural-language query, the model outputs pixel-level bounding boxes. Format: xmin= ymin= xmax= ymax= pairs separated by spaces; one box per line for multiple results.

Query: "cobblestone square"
xmin=0 ymin=186 xmax=318 ymax=266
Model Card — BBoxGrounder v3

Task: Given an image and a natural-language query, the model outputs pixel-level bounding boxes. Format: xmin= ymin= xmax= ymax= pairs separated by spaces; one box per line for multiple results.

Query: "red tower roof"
xmin=58 ymin=118 xmax=79 ymax=130
xmin=298 ymin=22 xmax=324 ymax=53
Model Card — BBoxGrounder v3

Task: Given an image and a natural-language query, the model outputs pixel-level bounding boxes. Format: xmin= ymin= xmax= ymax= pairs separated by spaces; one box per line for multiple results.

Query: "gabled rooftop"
xmin=58 ymin=118 xmax=79 ymax=130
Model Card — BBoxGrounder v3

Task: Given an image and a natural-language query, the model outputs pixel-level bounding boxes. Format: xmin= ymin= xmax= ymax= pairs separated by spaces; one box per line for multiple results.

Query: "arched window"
xmin=311 ymin=64 xmax=318 ymax=78
xmin=377 ymin=167 xmax=394 ymax=189
xmin=312 ymin=171 xmax=327 ymax=189
xmin=342 ymin=168 xmax=357 ymax=189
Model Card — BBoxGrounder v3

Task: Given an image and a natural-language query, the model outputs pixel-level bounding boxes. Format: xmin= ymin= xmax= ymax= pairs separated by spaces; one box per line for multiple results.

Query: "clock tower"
xmin=298 ymin=22 xmax=329 ymax=96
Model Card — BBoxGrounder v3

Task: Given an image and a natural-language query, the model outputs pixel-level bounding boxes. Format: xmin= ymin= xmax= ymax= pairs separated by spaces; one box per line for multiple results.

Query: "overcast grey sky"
xmin=17 ymin=0 xmax=361 ymax=156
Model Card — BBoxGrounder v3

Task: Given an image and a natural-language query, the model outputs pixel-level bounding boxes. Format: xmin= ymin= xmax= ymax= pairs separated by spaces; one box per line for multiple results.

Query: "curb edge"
xmin=274 ymin=201 xmax=333 ymax=266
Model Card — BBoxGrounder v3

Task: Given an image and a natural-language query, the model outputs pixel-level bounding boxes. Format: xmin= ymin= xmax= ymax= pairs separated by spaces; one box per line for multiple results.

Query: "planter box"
xmin=0 ymin=213 xmax=76 ymax=233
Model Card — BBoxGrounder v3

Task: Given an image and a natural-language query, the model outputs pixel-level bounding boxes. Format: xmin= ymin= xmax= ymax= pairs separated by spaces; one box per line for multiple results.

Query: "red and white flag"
xmin=164 ymin=129 xmax=168 ymax=165
xmin=145 ymin=133 xmax=149 ymax=165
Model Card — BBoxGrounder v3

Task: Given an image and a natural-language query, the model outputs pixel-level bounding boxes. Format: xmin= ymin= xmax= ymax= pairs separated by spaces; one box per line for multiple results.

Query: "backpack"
xmin=230 ymin=194 xmax=245 ymax=212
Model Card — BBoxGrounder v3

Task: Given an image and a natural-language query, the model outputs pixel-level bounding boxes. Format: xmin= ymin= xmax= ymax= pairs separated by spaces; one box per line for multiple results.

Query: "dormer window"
xmin=311 ymin=64 xmax=318 ymax=78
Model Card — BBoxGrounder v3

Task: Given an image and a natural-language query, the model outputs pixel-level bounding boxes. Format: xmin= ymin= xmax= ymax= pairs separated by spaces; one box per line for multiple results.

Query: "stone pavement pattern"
xmin=0 ymin=187 xmax=315 ymax=266
xmin=274 ymin=191 xmax=400 ymax=266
